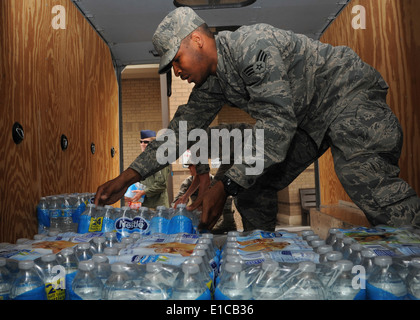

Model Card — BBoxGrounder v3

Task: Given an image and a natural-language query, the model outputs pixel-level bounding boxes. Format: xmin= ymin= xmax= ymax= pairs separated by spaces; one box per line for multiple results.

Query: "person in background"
xmin=172 ymin=161 xmax=237 ymax=234
xmin=124 ymin=130 xmax=170 ymax=209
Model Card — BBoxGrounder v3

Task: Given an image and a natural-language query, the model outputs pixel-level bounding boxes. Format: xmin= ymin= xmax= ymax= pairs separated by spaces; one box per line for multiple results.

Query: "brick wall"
xmin=121 ymin=78 xmax=163 ymax=169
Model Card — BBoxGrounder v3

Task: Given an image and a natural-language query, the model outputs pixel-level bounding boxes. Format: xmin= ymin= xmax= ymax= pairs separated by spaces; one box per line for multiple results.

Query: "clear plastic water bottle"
xmin=150 ymin=206 xmax=170 ymax=234
xmin=252 ymin=260 xmax=284 ymax=300
xmin=61 ymin=195 xmax=75 ymax=232
xmin=215 ymin=262 xmax=253 ymax=300
xmin=341 ymin=237 xmax=357 ymax=259
xmin=406 ymin=258 xmax=420 ymax=300
xmin=102 ymin=205 xmax=116 ymax=233
xmin=69 ymin=260 xmax=103 ymax=300
xmin=104 ymin=247 xmax=119 ymax=263
xmin=49 ymin=196 xmax=63 ymax=233
xmin=348 ymin=243 xmax=363 ymax=265
xmin=36 ymin=197 xmax=50 ymax=234
xmin=326 ymin=260 xmax=364 ymax=300
xmin=103 ymin=262 xmax=138 ymax=300
xmin=318 ymin=251 xmax=343 ymax=287
xmin=105 ymin=232 xmax=118 ymax=248
xmin=0 ymin=257 xmax=11 ymax=300
xmin=36 ymin=253 xmax=66 ymax=300
xmin=92 ymin=254 xmax=112 ymax=285
xmin=280 ymin=261 xmax=325 ymax=300
xmin=185 ymin=256 xmax=214 ymax=294
xmin=360 ymin=249 xmax=376 ymax=279
xmin=137 ymin=263 xmax=171 ymax=300
xmin=326 ymin=228 xmax=340 ymax=245
xmin=114 ymin=206 xmax=133 ymax=240
xmin=191 ymin=248 xmax=216 ymax=284
xmin=77 ymin=204 xmax=95 ymax=234
xmin=172 ymin=262 xmax=211 ymax=300
xmin=317 ymin=245 xmax=333 ymax=263
xmin=301 ymin=229 xmax=315 ymax=240
xmin=71 ymin=193 xmax=86 ymax=225
xmin=75 ymin=242 xmax=94 ymax=262
xmin=56 ymin=247 xmax=78 ymax=300
xmin=367 ymin=256 xmax=407 ymax=300
xmin=167 ymin=204 xmax=193 ymax=234
xmin=91 ymin=236 xmax=106 ymax=254
xmin=309 ymin=239 xmax=326 ymax=250
xmin=332 ymin=232 xmax=345 ymax=252
xmin=10 ymin=260 xmax=47 ymax=300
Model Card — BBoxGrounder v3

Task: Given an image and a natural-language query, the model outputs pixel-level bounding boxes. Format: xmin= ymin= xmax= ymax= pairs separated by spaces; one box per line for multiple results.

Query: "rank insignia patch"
xmin=243 ymin=50 xmax=268 ymax=77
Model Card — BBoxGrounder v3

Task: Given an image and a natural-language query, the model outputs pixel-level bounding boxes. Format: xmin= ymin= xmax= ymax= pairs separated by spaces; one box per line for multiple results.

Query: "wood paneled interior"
xmin=318 ymin=0 xmax=420 ymax=206
xmin=0 ymin=0 xmax=119 ymax=243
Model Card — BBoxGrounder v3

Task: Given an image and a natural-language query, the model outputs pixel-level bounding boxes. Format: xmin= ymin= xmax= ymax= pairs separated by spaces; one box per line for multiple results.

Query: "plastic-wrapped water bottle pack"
xmin=1 ymin=219 xmax=420 ymax=300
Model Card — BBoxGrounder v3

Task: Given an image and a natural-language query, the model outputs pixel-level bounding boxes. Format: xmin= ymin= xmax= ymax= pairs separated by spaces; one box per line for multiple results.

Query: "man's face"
xmin=171 ymin=36 xmax=212 ymax=87
xmin=140 ymin=137 xmax=153 ymax=152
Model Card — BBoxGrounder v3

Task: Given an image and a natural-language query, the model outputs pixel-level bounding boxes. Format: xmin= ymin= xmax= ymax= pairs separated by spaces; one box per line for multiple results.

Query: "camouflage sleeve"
xmin=143 ymin=166 xmax=170 ymax=198
xmin=129 ymin=79 xmax=225 ymax=179
xmin=225 ymin=34 xmax=298 ymax=189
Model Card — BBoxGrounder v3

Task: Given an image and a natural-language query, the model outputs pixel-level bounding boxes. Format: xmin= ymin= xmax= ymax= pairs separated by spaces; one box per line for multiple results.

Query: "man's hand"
xmin=94 ymin=168 xmax=141 ymax=206
xmin=188 ymin=180 xmax=227 ymax=231
xmin=124 ymin=189 xmax=146 ymax=203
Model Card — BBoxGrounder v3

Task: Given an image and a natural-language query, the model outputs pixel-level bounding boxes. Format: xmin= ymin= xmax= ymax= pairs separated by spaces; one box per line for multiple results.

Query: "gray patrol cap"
xmin=152 ymin=7 xmax=205 ymax=74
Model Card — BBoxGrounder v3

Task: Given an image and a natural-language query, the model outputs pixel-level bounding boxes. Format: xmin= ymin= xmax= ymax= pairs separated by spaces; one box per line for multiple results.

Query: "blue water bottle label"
xmin=50 ymin=209 xmax=62 ymax=218
xmin=214 ymin=287 xmax=230 ymax=300
xmin=0 ymin=293 xmax=10 ymax=300
xmin=366 ymin=282 xmax=407 ymax=300
xmin=196 ymin=288 xmax=212 ymax=300
xmin=65 ymin=271 xmax=77 ymax=300
xmin=13 ymin=285 xmax=47 ymax=300
xmin=115 ymin=216 xmax=150 ymax=240
xmin=72 ymin=203 xmax=86 ymax=223
xmin=150 ymin=217 xmax=169 ymax=234
xmin=77 ymin=215 xmax=91 ymax=234
xmin=88 ymin=217 xmax=103 ymax=232
xmin=37 ymin=207 xmax=50 ymax=228
xmin=168 ymin=215 xmax=193 ymax=234
xmin=102 ymin=217 xmax=115 ymax=233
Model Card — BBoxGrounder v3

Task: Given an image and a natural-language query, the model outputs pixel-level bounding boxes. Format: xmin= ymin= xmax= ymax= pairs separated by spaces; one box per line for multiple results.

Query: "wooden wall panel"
xmin=0 ymin=0 xmax=119 ymax=243
xmin=318 ymin=0 xmax=420 ymax=205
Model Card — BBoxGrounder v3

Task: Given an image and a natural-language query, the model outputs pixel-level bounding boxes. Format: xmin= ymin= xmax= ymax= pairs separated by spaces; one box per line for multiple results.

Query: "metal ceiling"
xmin=71 ymin=0 xmax=350 ymax=68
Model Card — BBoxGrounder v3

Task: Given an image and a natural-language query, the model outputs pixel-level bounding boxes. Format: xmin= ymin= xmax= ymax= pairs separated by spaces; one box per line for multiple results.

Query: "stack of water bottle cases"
xmin=0 ymin=192 xmax=420 ymax=300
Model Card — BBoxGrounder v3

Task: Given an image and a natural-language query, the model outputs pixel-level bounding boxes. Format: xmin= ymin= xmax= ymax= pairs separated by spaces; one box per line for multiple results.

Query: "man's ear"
xmin=190 ymin=31 xmax=203 ymax=48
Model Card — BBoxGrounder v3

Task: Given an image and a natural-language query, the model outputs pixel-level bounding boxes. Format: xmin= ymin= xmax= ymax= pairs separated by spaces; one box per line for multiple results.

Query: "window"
xmin=174 ymin=0 xmax=256 ymax=10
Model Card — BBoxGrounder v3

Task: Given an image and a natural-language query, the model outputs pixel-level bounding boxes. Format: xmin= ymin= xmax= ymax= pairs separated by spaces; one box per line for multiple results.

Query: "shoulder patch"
xmin=242 ymin=50 xmax=268 ymax=78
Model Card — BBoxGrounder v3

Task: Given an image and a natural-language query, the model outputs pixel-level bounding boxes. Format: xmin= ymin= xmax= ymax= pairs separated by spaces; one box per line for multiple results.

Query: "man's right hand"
xmin=94 ymin=168 xmax=141 ymax=206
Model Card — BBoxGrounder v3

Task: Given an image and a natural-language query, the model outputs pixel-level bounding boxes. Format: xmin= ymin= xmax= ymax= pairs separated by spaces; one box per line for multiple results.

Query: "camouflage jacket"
xmin=141 ymin=166 xmax=170 ymax=209
xmin=130 ymin=24 xmax=388 ymax=189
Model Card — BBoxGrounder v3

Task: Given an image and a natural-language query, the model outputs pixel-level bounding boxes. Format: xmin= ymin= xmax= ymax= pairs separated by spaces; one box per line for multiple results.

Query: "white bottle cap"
xmin=18 ymin=260 xmax=35 ymax=270
xmin=41 ymin=253 xmax=56 ymax=263
xmin=78 ymin=242 xmax=90 ymax=250
xmin=336 ymin=260 xmax=353 ymax=272
xmin=78 ymin=260 xmax=95 ymax=271
xmin=182 ymin=263 xmax=199 ymax=274
xmin=374 ymin=256 xmax=392 ymax=267
xmin=92 ymin=254 xmax=108 ymax=264
xmin=111 ymin=262 xmax=128 ymax=273
xmin=326 ymin=251 xmax=343 ymax=261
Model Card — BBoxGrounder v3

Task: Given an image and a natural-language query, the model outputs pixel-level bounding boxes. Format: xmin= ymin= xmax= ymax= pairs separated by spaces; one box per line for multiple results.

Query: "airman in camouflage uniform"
xmin=95 ymin=7 xmax=420 ymax=231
